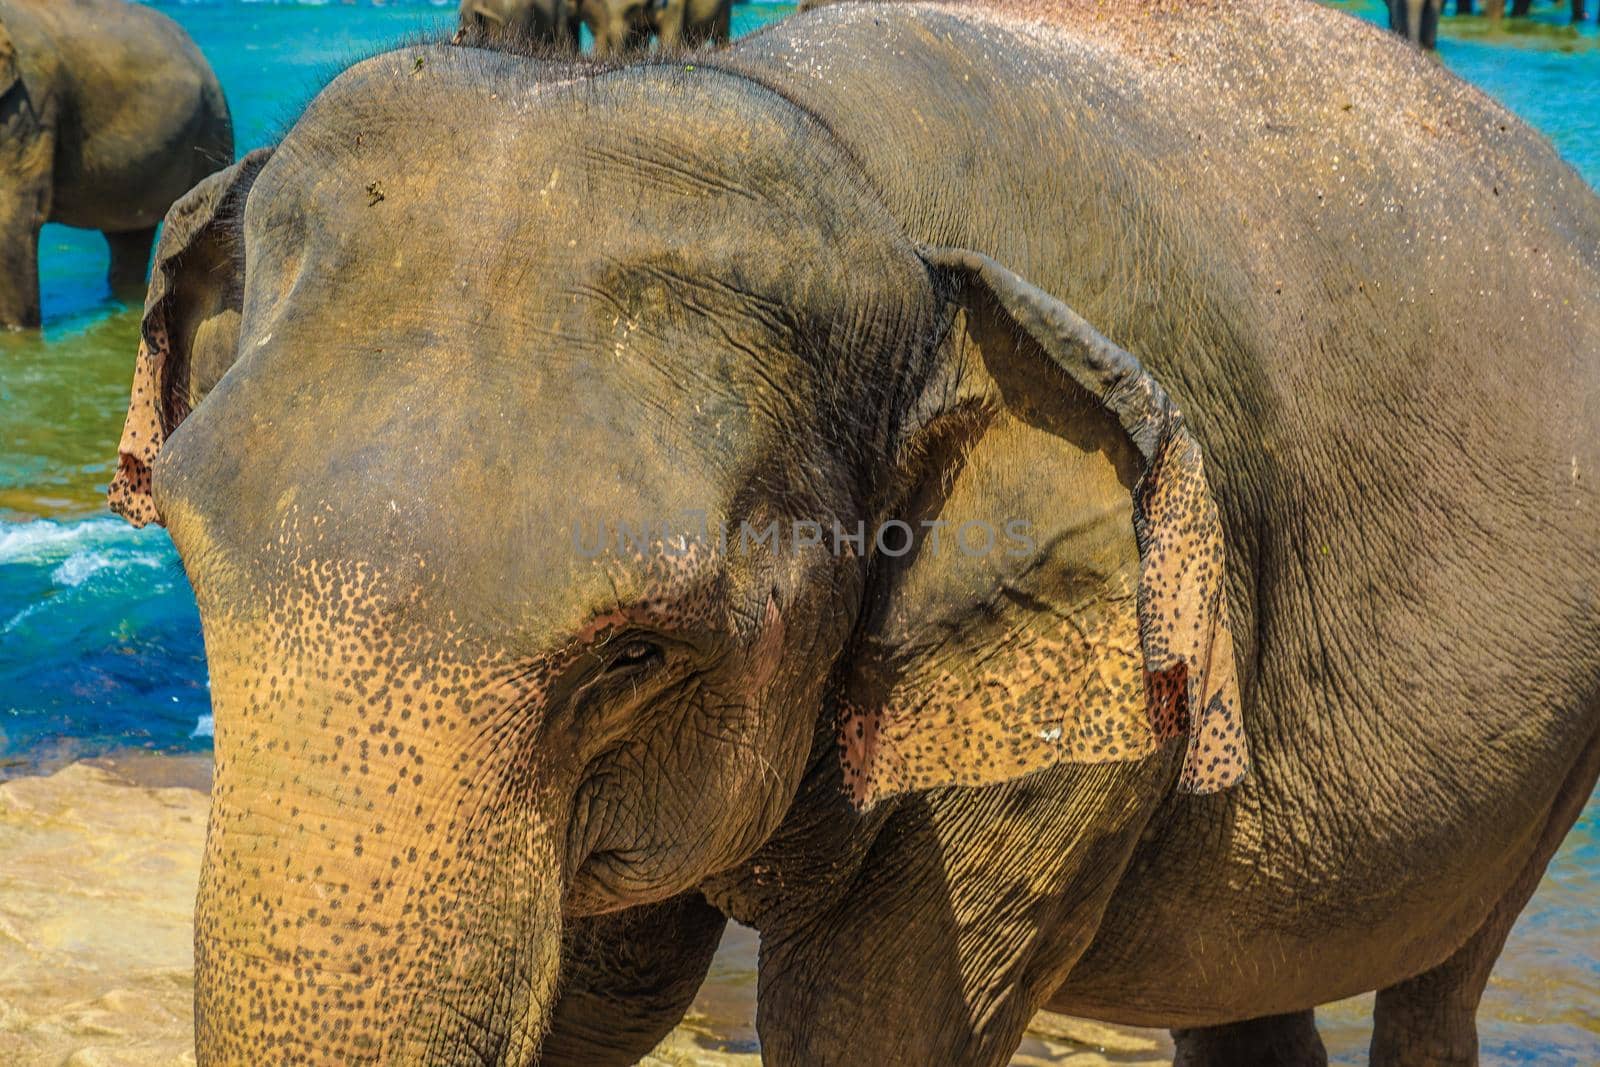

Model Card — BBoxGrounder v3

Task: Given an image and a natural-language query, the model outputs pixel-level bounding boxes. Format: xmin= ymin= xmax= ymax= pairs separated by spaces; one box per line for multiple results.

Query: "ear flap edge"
xmin=836 ymin=247 xmax=1247 ymax=807
xmin=107 ymin=147 xmax=272 ymax=528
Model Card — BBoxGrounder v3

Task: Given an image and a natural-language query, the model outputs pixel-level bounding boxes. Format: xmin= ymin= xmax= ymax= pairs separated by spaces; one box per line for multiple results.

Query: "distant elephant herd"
xmin=456 ymin=0 xmax=733 ymax=55
xmin=1387 ymin=0 xmax=1595 ymax=49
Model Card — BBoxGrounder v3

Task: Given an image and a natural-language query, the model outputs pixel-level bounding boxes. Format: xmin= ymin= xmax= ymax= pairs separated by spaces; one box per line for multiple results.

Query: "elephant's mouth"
xmin=567 ymin=847 xmax=668 ymax=912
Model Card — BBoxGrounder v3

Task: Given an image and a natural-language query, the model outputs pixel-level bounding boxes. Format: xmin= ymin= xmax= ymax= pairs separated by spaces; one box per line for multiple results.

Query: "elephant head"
xmin=108 ymin=51 xmax=1244 ymax=1063
xmin=458 ymin=0 xmax=580 ymax=51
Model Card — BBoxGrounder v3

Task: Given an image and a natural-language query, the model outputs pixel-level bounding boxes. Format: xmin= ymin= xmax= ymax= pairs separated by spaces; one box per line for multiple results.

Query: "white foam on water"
xmin=1 ymin=518 xmax=173 ymax=592
xmin=0 ymin=518 xmax=112 ymax=563
xmin=191 ymin=715 xmax=214 ymax=739
xmin=0 ymin=517 xmax=166 ymax=566
xmin=51 ymin=552 xmax=118 ymax=588
xmin=1 ymin=602 xmax=43 ymax=635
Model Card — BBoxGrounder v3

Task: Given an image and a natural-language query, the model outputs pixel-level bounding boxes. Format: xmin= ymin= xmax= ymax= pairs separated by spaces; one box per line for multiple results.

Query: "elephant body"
xmin=0 ymin=0 xmax=231 ymax=328
xmin=108 ymin=1 xmax=1600 ymax=1064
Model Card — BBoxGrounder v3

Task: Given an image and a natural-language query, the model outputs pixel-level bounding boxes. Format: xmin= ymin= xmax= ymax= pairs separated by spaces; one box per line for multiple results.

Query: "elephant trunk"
xmin=194 ymin=753 xmax=566 ymax=1065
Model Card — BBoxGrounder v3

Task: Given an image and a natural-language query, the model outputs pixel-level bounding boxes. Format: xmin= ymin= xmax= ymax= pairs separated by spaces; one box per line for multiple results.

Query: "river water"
xmin=0 ymin=1 xmax=1595 ymax=1062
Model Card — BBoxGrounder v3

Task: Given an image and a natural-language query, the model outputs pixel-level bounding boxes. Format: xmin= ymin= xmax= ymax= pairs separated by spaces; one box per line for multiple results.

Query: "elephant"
xmin=457 ymin=0 xmax=581 ymax=53
xmin=574 ymin=0 xmax=730 ymax=56
xmin=0 ymin=0 xmax=232 ymax=329
xmin=1387 ymin=0 xmax=1442 ymax=47
xmin=649 ymin=0 xmax=732 ymax=51
xmin=576 ymin=0 xmax=656 ymax=55
xmin=106 ymin=0 xmax=1600 ymax=1064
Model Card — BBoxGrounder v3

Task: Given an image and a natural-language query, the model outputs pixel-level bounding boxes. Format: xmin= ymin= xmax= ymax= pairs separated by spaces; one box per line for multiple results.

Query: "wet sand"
xmin=0 ymin=761 xmax=205 ymax=1066
xmin=0 ymin=761 xmax=1169 ymax=1066
xmin=4 ymin=761 xmax=1595 ymax=1064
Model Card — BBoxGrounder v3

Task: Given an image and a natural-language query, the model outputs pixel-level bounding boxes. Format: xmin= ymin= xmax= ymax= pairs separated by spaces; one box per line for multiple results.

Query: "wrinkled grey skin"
xmin=458 ymin=0 xmax=580 ymax=52
xmin=112 ymin=1 xmax=1600 ymax=1065
xmin=1388 ymin=0 xmax=1441 ymax=47
xmin=0 ymin=0 xmax=232 ymax=328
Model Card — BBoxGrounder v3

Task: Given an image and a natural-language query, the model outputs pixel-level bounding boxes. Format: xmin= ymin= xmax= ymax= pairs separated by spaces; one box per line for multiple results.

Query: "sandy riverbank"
xmin=0 ymin=761 xmax=1170 ymax=1066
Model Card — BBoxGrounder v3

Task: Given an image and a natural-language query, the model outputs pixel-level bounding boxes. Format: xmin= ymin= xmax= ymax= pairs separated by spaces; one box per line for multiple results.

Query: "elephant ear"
xmin=838 ymin=248 xmax=1246 ymax=809
xmin=1 ymin=19 xmax=19 ymax=99
xmin=108 ymin=148 xmax=270 ymax=528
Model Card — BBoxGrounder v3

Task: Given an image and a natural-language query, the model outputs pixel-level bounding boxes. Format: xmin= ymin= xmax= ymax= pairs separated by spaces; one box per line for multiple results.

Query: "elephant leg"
xmin=0 ymin=126 xmax=51 ymax=329
xmin=1172 ymin=1010 xmax=1328 ymax=1067
xmin=536 ymin=891 xmax=727 ymax=1066
xmin=106 ymin=226 xmax=157 ymax=303
xmin=750 ymin=752 xmax=1177 ymax=1067
xmin=697 ymin=5 xmax=732 ymax=48
xmin=1370 ymin=720 xmax=1600 ymax=1067
xmin=0 ymin=206 xmax=42 ymax=329
xmin=1420 ymin=0 xmax=1441 ymax=49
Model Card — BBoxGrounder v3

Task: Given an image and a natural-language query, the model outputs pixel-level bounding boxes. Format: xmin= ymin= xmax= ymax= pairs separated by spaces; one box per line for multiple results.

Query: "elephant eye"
xmin=603 ymin=639 xmax=664 ymax=674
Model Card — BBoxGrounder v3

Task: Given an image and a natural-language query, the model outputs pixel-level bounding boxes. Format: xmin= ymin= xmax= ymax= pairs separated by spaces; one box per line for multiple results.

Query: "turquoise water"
xmin=0 ymin=1 xmax=1595 ymax=1059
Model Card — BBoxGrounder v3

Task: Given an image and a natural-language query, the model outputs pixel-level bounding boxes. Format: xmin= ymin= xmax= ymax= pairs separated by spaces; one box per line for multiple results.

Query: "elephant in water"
xmin=457 ymin=0 xmax=580 ymax=52
xmin=576 ymin=0 xmax=731 ymax=55
xmin=1387 ymin=0 xmax=1442 ymax=48
xmin=457 ymin=0 xmax=728 ymax=56
xmin=0 ymin=0 xmax=232 ymax=329
xmin=649 ymin=0 xmax=732 ymax=51
xmin=573 ymin=0 xmax=654 ymax=55
xmin=108 ymin=0 xmax=1600 ymax=1063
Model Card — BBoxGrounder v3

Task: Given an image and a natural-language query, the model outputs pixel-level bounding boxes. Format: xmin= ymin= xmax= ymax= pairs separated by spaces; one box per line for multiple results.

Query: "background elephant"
xmin=1387 ymin=0 xmax=1441 ymax=48
xmin=457 ymin=0 xmax=580 ymax=52
xmin=107 ymin=1 xmax=1600 ymax=1065
xmin=0 ymin=0 xmax=232 ymax=329
xmin=577 ymin=0 xmax=656 ymax=55
xmin=576 ymin=0 xmax=729 ymax=56
xmin=650 ymin=0 xmax=732 ymax=51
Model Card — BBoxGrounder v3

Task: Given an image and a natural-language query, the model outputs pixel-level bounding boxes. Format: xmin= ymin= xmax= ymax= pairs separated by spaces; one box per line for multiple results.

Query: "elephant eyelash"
xmin=603 ymin=639 xmax=664 ymax=674
xmin=563 ymin=638 xmax=673 ymax=715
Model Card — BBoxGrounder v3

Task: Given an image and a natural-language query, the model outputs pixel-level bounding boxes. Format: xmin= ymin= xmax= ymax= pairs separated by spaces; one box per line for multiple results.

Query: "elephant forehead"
xmin=158 ymin=373 xmax=757 ymax=650
xmin=265 ymin=46 xmax=904 ymax=269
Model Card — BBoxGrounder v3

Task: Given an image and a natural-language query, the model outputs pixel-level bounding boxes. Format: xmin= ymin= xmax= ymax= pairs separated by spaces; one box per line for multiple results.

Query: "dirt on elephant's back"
xmin=0 ymin=760 xmax=1169 ymax=1066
